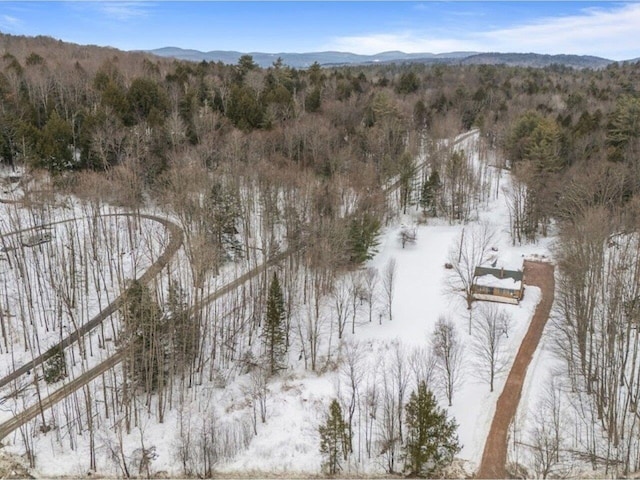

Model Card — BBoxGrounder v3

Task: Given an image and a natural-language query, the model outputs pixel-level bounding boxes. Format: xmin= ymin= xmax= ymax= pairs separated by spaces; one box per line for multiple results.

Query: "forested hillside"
xmin=1 ymin=31 xmax=640 ymax=477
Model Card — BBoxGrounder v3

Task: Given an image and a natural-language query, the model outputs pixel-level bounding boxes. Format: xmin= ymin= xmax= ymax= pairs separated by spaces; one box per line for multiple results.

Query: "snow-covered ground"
xmin=1 ymin=133 xmax=558 ymax=478
xmin=352 ymin=220 xmax=542 ymax=469
xmin=211 ymin=134 xmax=554 ymax=476
xmin=0 ymin=207 xmax=172 ymax=429
xmin=212 ymin=153 xmax=553 ymax=475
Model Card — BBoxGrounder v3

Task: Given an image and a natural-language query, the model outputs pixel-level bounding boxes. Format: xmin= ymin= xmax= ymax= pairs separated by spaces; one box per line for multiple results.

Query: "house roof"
xmin=474 ymin=274 xmax=522 ymax=290
xmin=474 ymin=266 xmax=523 ymax=282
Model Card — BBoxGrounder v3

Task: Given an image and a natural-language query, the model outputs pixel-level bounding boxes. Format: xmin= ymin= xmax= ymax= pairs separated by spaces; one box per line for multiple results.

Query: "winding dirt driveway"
xmin=476 ymin=260 xmax=555 ymax=479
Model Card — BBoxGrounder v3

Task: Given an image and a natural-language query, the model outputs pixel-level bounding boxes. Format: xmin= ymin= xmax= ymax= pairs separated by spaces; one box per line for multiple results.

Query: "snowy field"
xmin=0 ymin=133 xmax=558 ymax=478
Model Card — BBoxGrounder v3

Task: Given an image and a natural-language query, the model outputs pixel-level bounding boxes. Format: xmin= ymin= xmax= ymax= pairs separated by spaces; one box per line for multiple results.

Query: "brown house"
xmin=471 ymin=266 xmax=524 ymax=305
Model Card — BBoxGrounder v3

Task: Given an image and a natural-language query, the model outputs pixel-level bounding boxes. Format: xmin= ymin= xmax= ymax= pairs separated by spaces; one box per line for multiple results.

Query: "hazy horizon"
xmin=0 ymin=2 xmax=639 ymax=61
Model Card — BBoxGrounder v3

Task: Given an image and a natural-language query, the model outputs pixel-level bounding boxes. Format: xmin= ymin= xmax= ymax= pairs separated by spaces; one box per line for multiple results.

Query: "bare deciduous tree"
xmin=297 ymin=269 xmax=330 ymax=371
xmin=348 ymin=270 xmax=364 ymax=335
xmin=337 ymin=342 xmax=365 ymax=458
xmin=440 ymin=148 xmax=486 ymax=223
xmin=379 ymin=366 xmax=400 ymax=473
xmin=383 ymin=258 xmax=397 ymax=321
xmin=245 ymin=366 xmax=269 ymax=435
xmin=399 ymin=224 xmax=417 ymax=249
xmin=390 ymin=341 xmax=410 ymax=444
xmin=363 ymin=267 xmax=378 ymax=324
xmin=503 ymin=169 xmax=532 ymax=245
xmin=447 ymin=223 xmax=496 ymax=309
xmin=408 ymin=345 xmax=437 ymax=389
xmin=527 ymin=379 xmax=566 ymax=479
xmin=471 ymin=304 xmax=512 ymax=392
xmin=332 ymin=278 xmax=352 ymax=340
xmin=362 ymin=369 xmax=379 ymax=460
xmin=431 ymin=316 xmax=463 ymax=406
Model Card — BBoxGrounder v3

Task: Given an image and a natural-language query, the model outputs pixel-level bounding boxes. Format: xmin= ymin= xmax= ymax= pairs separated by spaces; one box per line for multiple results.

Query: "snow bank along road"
xmin=476 ymin=260 xmax=555 ymax=478
xmin=0 ymin=129 xmax=479 ymax=444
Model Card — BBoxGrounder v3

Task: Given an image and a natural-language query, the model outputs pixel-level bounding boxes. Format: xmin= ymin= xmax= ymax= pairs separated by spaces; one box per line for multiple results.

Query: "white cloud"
xmin=328 ymin=32 xmax=481 ymax=56
xmin=0 ymin=14 xmax=22 ymax=30
xmin=325 ymin=3 xmax=640 ymax=60
xmin=481 ymin=3 xmax=640 ymax=59
xmin=96 ymin=1 xmax=152 ymax=21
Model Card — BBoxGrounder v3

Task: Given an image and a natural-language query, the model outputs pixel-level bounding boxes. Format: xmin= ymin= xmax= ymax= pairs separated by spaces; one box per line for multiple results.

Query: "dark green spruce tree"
xmin=206 ymin=181 xmax=242 ymax=265
xmin=120 ymin=279 xmax=166 ymax=392
xmin=347 ymin=213 xmax=381 ymax=264
xmin=319 ymin=399 xmax=350 ymax=475
xmin=43 ymin=345 xmax=67 ymax=384
xmin=263 ymin=272 xmax=287 ymax=375
xmin=167 ymin=281 xmax=199 ymax=376
xmin=403 ymin=382 xmax=461 ymax=477
xmin=420 ymin=170 xmax=441 ymax=216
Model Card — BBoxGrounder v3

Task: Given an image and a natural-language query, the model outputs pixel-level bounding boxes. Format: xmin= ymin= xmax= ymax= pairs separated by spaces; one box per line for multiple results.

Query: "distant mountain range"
xmin=148 ymin=48 xmax=475 ymax=68
xmin=147 ymin=47 xmax=629 ymax=69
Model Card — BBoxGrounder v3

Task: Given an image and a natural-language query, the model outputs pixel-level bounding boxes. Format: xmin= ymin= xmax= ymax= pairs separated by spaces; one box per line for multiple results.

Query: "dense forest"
xmin=1 ymin=33 xmax=639 ymax=225
xmin=2 ymin=31 xmax=640 ymax=477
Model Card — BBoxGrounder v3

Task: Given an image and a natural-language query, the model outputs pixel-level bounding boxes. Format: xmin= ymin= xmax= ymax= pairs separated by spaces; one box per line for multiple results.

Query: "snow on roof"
xmin=475 ymin=273 xmax=522 ymax=290
xmin=483 ymin=250 xmax=524 ymax=271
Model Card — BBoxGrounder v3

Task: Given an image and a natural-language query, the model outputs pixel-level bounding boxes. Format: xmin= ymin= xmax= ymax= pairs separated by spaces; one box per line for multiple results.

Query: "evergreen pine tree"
xmin=263 ymin=272 xmax=286 ymax=375
xmin=305 ymin=86 xmax=322 ymax=113
xmin=205 ymin=181 xmax=243 ymax=269
xmin=403 ymin=381 xmax=461 ymax=477
xmin=347 ymin=213 xmax=381 ymax=264
xmin=319 ymin=399 xmax=349 ymax=475
xmin=43 ymin=345 xmax=67 ymax=384
xmin=420 ymin=170 xmax=441 ymax=216
xmin=167 ymin=281 xmax=198 ymax=374
xmin=120 ymin=280 xmax=166 ymax=392
xmin=396 ymin=71 xmax=420 ymax=95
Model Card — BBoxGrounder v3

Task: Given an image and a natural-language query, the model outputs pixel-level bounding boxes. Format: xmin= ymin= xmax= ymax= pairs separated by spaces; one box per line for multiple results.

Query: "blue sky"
xmin=0 ymin=1 xmax=639 ymax=60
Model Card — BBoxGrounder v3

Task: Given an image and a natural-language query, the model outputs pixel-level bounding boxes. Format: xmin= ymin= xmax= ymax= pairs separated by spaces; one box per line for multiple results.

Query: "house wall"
xmin=471 ymin=284 xmax=524 ymax=304
xmin=472 ymin=293 xmax=520 ymax=305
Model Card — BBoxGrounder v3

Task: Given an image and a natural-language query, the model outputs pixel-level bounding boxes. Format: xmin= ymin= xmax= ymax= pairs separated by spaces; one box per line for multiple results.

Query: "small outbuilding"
xmin=471 ymin=266 xmax=524 ymax=305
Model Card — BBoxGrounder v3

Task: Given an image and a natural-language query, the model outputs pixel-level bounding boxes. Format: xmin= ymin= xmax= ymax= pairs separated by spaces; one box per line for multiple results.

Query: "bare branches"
xmin=383 ymin=258 xmax=397 ymax=322
xmin=363 ymin=267 xmax=378 ymax=324
xmin=431 ymin=316 xmax=463 ymax=406
xmin=471 ymin=304 xmax=512 ymax=392
xmin=447 ymin=223 xmax=496 ymax=309
xmin=398 ymin=224 xmax=417 ymax=249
